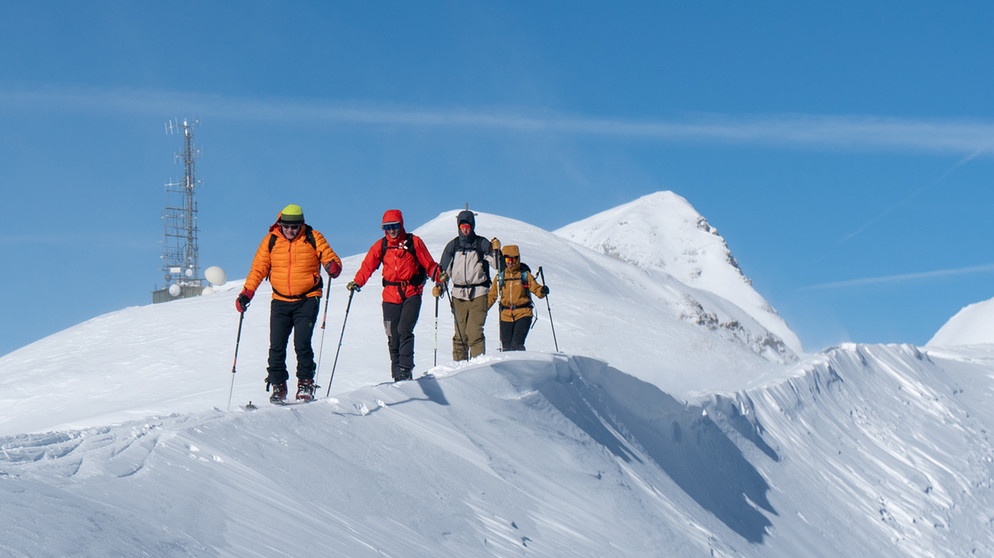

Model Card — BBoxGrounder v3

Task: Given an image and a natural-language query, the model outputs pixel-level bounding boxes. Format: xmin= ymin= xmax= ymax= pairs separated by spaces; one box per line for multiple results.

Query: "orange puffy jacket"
xmin=244 ymin=216 xmax=342 ymax=302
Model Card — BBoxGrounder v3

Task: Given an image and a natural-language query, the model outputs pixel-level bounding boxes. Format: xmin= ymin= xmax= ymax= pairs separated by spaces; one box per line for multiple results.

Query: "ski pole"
xmin=537 ymin=266 xmax=559 ymax=352
xmin=227 ymin=310 xmax=246 ymax=410
xmin=433 ymin=290 xmax=440 ymax=366
xmin=325 ymin=287 xmax=356 ymax=397
xmin=313 ymin=275 xmax=333 ymax=388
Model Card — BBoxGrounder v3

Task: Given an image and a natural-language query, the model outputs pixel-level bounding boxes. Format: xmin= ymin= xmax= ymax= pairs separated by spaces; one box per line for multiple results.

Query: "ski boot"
xmin=269 ymin=381 xmax=288 ymax=404
xmin=296 ymin=378 xmax=315 ymax=401
xmin=394 ymin=368 xmax=413 ymax=382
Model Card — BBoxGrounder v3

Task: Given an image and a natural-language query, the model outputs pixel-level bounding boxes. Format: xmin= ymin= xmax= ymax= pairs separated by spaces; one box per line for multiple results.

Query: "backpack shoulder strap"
xmin=406 ymin=235 xmax=419 ymax=259
xmin=304 ymin=226 xmax=316 ymax=249
xmin=269 ymin=229 xmax=317 ymax=252
xmin=379 ymin=235 xmax=420 ymax=262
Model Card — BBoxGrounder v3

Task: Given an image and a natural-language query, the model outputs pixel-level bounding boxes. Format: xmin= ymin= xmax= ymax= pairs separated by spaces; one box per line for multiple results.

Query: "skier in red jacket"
xmin=348 ymin=209 xmax=447 ymax=381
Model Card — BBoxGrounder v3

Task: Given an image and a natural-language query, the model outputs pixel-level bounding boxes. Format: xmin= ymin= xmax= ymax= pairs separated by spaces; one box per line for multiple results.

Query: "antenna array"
xmin=155 ymin=118 xmax=203 ymax=302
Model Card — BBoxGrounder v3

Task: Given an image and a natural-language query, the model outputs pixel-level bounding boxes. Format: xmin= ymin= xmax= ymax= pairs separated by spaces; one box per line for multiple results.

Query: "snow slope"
xmin=928 ymin=295 xmax=994 ymax=347
xmin=556 ymin=191 xmax=802 ymax=356
xmin=1 ymin=195 xmax=993 ymax=557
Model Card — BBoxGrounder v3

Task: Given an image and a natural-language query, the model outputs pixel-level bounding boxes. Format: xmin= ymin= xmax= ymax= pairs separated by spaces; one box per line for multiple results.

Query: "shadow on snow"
xmin=512 ymin=355 xmax=777 ymax=544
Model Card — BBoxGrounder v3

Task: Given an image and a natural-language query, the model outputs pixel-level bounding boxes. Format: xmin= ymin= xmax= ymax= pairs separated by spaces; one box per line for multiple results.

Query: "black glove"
xmin=539 ymin=285 xmax=549 ymax=296
xmin=347 ymin=281 xmax=361 ymax=292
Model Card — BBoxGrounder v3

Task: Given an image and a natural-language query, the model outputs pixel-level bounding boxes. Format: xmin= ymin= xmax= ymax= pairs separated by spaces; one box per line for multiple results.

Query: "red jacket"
xmin=353 ymin=225 xmax=441 ymax=304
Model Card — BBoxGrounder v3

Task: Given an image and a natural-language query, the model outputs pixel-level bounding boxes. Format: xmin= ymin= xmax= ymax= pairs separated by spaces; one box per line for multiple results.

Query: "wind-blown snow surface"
xmin=1 ymin=196 xmax=993 ymax=557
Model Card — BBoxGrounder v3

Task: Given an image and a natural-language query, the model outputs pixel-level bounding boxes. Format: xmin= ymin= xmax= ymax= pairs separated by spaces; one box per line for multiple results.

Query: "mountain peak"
xmin=555 ymin=190 xmax=803 ymax=356
xmin=928 ymin=295 xmax=994 ymax=347
xmin=554 ymin=191 xmax=736 ymax=275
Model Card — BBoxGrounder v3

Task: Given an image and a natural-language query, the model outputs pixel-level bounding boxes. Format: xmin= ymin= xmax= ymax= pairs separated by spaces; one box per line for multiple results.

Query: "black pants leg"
xmin=291 ymin=297 xmax=319 ymax=380
xmin=268 ymin=297 xmax=319 ymax=383
xmin=499 ymin=316 xmax=531 ymax=351
xmin=383 ymin=294 xmax=422 ymax=379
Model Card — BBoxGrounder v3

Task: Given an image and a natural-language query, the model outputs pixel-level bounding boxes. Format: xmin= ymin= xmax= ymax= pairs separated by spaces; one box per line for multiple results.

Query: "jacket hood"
xmin=382 ymin=209 xmax=404 ymax=227
xmin=502 ymin=244 xmax=521 ymax=272
xmin=382 ymin=209 xmax=407 ymax=239
xmin=456 ymin=210 xmax=476 ymax=231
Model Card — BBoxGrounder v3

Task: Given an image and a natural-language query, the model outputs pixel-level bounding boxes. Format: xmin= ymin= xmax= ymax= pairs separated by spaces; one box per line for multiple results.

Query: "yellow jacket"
xmin=487 ymin=245 xmax=545 ymax=322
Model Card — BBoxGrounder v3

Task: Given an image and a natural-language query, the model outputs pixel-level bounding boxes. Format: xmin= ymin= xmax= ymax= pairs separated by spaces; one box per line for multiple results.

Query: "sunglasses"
xmin=382 ymin=223 xmax=401 ymax=231
xmin=281 ymin=222 xmax=301 ymax=230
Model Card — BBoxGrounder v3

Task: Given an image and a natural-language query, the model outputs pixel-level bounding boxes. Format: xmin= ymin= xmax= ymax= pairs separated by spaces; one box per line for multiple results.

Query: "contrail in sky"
xmin=840 ymin=141 xmax=994 ymax=243
xmin=3 ymin=85 xmax=994 ymax=156
xmin=798 ymin=263 xmax=994 ymax=292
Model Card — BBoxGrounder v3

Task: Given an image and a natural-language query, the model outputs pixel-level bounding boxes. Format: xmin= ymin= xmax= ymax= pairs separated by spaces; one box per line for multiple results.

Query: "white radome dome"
xmin=204 ymin=266 xmax=227 ymax=286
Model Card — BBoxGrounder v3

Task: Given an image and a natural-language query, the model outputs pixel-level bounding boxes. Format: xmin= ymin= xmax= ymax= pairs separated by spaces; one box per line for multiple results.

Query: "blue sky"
xmin=2 ymin=2 xmax=994 ymax=356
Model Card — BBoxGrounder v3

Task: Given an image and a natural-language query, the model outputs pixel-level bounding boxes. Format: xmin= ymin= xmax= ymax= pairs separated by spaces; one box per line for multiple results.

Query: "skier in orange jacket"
xmin=236 ymin=204 xmax=342 ymax=403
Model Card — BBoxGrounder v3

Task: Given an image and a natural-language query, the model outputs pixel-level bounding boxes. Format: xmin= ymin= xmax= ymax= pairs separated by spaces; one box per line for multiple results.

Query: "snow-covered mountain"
xmin=1 ymin=193 xmax=992 ymax=557
xmin=556 ymin=191 xmax=802 ymax=357
xmin=928 ymin=295 xmax=994 ymax=347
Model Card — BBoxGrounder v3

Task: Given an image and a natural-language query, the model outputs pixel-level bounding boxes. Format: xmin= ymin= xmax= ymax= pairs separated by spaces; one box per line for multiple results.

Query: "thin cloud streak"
xmin=4 ymin=85 xmax=994 ymax=155
xmin=839 ymin=141 xmax=994 ymax=243
xmin=799 ymin=263 xmax=994 ymax=292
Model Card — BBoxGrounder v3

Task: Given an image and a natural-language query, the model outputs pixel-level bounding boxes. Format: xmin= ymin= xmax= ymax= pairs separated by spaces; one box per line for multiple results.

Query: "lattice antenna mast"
xmin=161 ymin=118 xmax=202 ymax=289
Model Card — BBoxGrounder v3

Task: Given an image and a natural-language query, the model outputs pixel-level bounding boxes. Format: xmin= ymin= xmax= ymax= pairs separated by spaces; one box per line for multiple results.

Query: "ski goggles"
xmin=382 ymin=223 xmax=401 ymax=231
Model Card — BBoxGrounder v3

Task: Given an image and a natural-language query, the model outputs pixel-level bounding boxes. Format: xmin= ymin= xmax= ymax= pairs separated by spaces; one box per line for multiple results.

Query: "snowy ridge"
xmin=2 ymin=197 xmax=994 ymax=555
xmin=556 ymin=191 xmax=802 ymax=356
xmin=3 ymin=346 xmax=994 ymax=556
xmin=703 ymin=343 xmax=994 ymax=557
xmin=0 ymin=206 xmax=794 ymax=435
xmin=0 ymin=354 xmax=748 ymax=556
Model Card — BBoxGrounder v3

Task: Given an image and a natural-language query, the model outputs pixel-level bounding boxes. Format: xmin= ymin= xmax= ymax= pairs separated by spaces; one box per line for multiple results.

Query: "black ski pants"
xmin=499 ymin=316 xmax=532 ymax=351
xmin=267 ymin=296 xmax=319 ymax=384
xmin=383 ymin=294 xmax=422 ymax=380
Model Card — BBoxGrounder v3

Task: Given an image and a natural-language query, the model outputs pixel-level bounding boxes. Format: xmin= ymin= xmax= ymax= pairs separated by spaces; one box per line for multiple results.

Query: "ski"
xmin=270 ymin=397 xmax=316 ymax=406
xmin=244 ymin=390 xmax=320 ymax=410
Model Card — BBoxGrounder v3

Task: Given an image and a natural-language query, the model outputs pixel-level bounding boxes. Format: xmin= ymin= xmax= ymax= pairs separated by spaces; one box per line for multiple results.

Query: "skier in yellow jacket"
xmin=486 ymin=245 xmax=548 ymax=351
xmin=236 ymin=204 xmax=342 ymax=403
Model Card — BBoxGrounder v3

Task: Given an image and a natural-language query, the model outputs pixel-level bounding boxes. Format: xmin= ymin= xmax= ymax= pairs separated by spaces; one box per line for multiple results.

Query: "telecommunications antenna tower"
xmin=154 ymin=118 xmax=203 ymax=303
